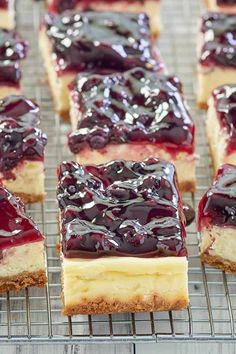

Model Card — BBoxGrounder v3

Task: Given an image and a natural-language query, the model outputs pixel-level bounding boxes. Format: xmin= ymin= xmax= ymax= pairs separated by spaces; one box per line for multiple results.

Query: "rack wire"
xmin=0 ymin=0 xmax=235 ymax=344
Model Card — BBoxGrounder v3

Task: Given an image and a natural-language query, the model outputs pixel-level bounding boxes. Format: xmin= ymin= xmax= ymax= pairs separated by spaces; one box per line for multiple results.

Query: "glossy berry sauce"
xmin=198 ymin=164 xmax=236 ymax=230
xmin=0 ymin=0 xmax=8 ymax=9
xmin=199 ymin=12 xmax=236 ymax=68
xmin=49 ymin=0 xmax=147 ymax=13
xmin=49 ymin=0 xmax=151 ymax=13
xmin=43 ymin=11 xmax=163 ymax=76
xmin=0 ymin=185 xmax=43 ymax=251
xmin=0 ymin=96 xmax=47 ymax=177
xmin=217 ymin=0 xmax=236 ymax=5
xmin=57 ymin=158 xmax=188 ymax=259
xmin=68 ymin=68 xmax=194 ymax=154
xmin=212 ymin=84 xmax=236 ymax=154
xmin=0 ymin=29 xmax=28 ymax=85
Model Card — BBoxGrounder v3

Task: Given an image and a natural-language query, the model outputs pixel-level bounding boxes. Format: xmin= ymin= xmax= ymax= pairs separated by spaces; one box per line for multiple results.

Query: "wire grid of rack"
xmin=0 ymin=0 xmax=235 ymax=345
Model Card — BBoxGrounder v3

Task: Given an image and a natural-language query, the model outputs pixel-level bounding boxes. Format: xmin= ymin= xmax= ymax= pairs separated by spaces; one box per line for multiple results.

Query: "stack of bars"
xmin=197 ymin=2 xmax=236 ymax=108
xmin=40 ymin=1 xmax=198 ymax=315
xmin=0 ymin=0 xmax=29 ymax=99
xmin=40 ymin=8 xmax=197 ymax=192
xmin=197 ymin=0 xmax=236 ymax=276
xmin=0 ymin=0 xmax=48 ymax=295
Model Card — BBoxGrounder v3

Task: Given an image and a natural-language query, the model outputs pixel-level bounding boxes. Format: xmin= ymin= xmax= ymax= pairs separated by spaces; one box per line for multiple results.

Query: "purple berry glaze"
xmin=68 ymin=68 xmax=194 ymax=154
xmin=199 ymin=12 xmax=236 ymax=69
xmin=0 ymin=0 xmax=8 ymax=9
xmin=212 ymin=84 xmax=236 ymax=155
xmin=0 ymin=29 xmax=28 ymax=85
xmin=49 ymin=0 xmax=151 ymax=13
xmin=0 ymin=96 xmax=47 ymax=176
xmin=198 ymin=164 xmax=236 ymax=230
xmin=217 ymin=0 xmax=236 ymax=5
xmin=43 ymin=11 xmax=163 ymax=76
xmin=0 ymin=185 xmax=44 ymax=251
xmin=57 ymin=158 xmax=187 ymax=259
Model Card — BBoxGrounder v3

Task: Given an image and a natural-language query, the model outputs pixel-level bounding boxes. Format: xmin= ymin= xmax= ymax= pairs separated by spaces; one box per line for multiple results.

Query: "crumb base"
xmin=0 ymin=269 xmax=47 ymax=292
xmin=179 ymin=180 xmax=196 ymax=193
xmin=58 ymin=109 xmax=70 ymax=121
xmin=201 ymin=253 xmax=236 ymax=273
xmin=197 ymin=101 xmax=208 ymax=110
xmin=14 ymin=192 xmax=45 ymax=204
xmin=62 ymin=294 xmax=189 ymax=316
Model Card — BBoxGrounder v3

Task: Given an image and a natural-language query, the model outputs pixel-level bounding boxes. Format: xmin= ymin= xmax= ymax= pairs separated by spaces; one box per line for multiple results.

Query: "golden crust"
xmin=201 ymin=253 xmax=236 ymax=273
xmin=0 ymin=269 xmax=47 ymax=292
xmin=178 ymin=179 xmax=196 ymax=193
xmin=197 ymin=101 xmax=208 ymax=110
xmin=62 ymin=294 xmax=189 ymax=316
xmin=57 ymin=109 xmax=70 ymax=121
xmin=13 ymin=192 xmax=45 ymax=204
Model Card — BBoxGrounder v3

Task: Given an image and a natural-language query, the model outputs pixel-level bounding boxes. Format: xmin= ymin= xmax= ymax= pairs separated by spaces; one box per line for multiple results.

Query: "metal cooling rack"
xmin=0 ymin=0 xmax=235 ymax=344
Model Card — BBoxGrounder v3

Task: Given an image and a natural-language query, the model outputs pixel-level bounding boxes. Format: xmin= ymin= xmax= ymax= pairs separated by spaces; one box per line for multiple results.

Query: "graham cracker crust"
xmin=0 ymin=269 xmax=47 ymax=293
xmin=58 ymin=110 xmax=70 ymax=121
xmin=14 ymin=192 xmax=45 ymax=204
xmin=201 ymin=253 xmax=236 ymax=273
xmin=179 ymin=179 xmax=196 ymax=193
xmin=62 ymin=294 xmax=189 ymax=316
xmin=197 ymin=101 xmax=208 ymax=110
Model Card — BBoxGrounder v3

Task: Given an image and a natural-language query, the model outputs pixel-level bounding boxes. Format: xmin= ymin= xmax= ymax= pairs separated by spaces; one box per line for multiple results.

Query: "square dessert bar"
xmin=199 ymin=164 xmax=236 ymax=272
xmin=57 ymin=158 xmax=189 ymax=315
xmin=0 ymin=185 xmax=47 ymax=292
xmin=0 ymin=29 xmax=28 ymax=99
xmin=197 ymin=12 xmax=236 ymax=108
xmin=39 ymin=11 xmax=164 ymax=119
xmin=69 ymin=68 xmax=196 ymax=192
xmin=0 ymin=0 xmax=15 ymax=29
xmin=207 ymin=84 xmax=236 ymax=170
xmin=0 ymin=95 xmax=47 ymax=203
xmin=205 ymin=0 xmax=236 ymax=13
xmin=46 ymin=0 xmax=161 ymax=38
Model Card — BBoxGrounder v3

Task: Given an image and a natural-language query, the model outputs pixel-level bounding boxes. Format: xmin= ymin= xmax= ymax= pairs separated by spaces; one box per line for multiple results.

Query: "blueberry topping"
xmin=217 ymin=0 xmax=236 ymax=5
xmin=0 ymin=185 xmax=44 ymax=250
xmin=0 ymin=29 xmax=27 ymax=85
xmin=199 ymin=12 xmax=236 ymax=68
xmin=43 ymin=11 xmax=163 ymax=75
xmin=0 ymin=96 xmax=47 ymax=176
xmin=68 ymin=68 xmax=194 ymax=153
xmin=198 ymin=164 xmax=236 ymax=230
xmin=212 ymin=84 xmax=236 ymax=154
xmin=57 ymin=158 xmax=187 ymax=258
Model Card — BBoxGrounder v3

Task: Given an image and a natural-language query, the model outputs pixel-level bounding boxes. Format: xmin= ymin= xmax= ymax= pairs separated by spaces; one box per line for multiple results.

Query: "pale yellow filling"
xmin=198 ymin=67 xmax=236 ymax=106
xmin=63 ymin=256 xmax=188 ymax=307
xmin=39 ymin=30 xmax=74 ymax=114
xmin=0 ymin=161 xmax=45 ymax=197
xmin=206 ymin=97 xmax=236 ymax=170
xmin=201 ymin=226 xmax=236 ymax=263
xmin=0 ymin=241 xmax=45 ymax=277
xmin=0 ymin=6 xmax=15 ymax=30
xmin=0 ymin=86 xmax=21 ymax=100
